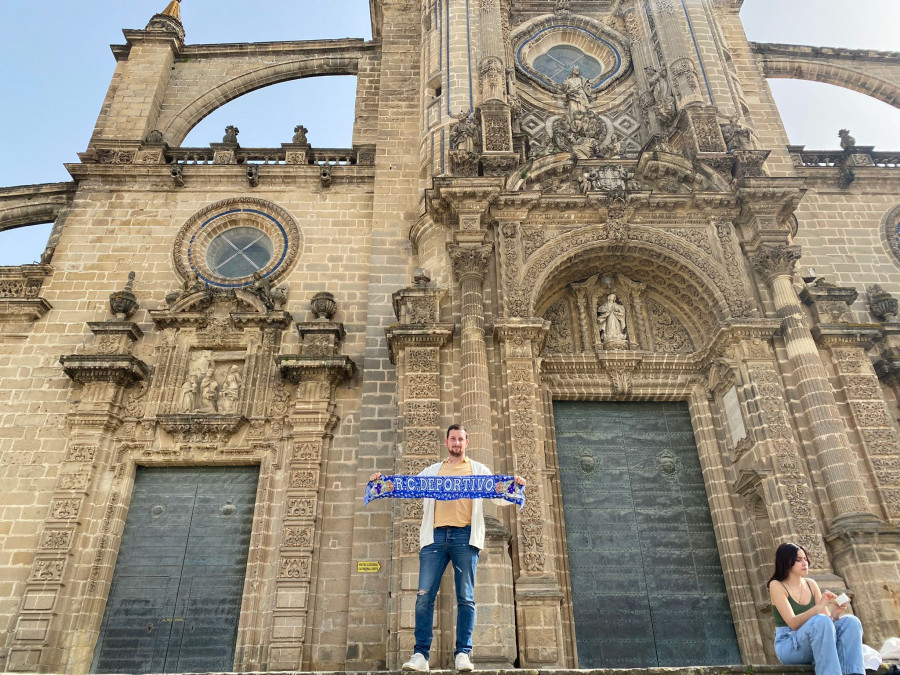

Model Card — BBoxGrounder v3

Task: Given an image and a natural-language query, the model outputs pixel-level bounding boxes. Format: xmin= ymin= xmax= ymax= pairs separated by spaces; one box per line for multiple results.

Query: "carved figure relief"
xmin=597 ymin=293 xmax=627 ymax=343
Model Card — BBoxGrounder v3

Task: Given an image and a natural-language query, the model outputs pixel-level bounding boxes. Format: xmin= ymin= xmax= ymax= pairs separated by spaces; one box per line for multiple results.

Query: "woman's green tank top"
xmin=772 ymin=582 xmax=815 ymax=628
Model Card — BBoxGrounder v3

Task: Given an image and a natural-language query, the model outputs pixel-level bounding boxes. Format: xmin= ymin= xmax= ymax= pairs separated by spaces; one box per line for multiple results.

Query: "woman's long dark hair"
xmin=766 ymin=542 xmax=808 ymax=589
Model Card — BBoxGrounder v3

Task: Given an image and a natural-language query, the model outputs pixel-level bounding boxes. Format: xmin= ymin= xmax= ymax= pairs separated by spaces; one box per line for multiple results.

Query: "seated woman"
xmin=767 ymin=542 xmax=865 ymax=675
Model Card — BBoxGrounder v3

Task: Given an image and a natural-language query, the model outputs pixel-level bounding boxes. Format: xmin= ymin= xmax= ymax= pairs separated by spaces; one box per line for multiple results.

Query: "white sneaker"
xmin=402 ymin=653 xmax=429 ymax=672
xmin=455 ymin=652 xmax=474 ymax=672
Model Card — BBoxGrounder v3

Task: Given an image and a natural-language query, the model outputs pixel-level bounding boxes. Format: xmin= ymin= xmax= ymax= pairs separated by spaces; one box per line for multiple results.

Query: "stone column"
xmin=751 ymin=244 xmax=877 ymax=526
xmin=447 ymin=240 xmax=494 ymax=466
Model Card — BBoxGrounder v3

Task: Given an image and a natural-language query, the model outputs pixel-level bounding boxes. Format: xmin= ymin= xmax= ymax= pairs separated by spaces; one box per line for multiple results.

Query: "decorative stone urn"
xmin=868 ymin=284 xmax=898 ymax=322
xmin=109 ymin=272 xmax=139 ymax=319
xmin=310 ymin=291 xmax=337 ymax=321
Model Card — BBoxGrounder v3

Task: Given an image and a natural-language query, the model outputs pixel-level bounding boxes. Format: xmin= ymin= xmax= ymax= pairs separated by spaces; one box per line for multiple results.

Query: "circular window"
xmin=206 ymin=226 xmax=274 ymax=279
xmin=174 ymin=198 xmax=302 ymax=288
xmin=534 ymin=45 xmax=603 ymax=85
xmin=513 ymin=16 xmax=631 ymax=95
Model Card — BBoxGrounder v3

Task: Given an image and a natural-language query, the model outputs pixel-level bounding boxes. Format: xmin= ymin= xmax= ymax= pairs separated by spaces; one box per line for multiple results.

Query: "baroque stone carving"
xmin=279 ymin=556 xmax=311 ymax=579
xmin=544 ymin=298 xmax=573 ymax=354
xmin=648 ymin=300 xmax=692 ymax=353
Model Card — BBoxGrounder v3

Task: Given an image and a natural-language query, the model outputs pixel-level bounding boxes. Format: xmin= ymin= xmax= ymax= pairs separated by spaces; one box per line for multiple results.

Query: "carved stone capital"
xmin=448 ymin=243 xmax=494 ymax=284
xmin=750 ymin=244 xmax=801 ymax=284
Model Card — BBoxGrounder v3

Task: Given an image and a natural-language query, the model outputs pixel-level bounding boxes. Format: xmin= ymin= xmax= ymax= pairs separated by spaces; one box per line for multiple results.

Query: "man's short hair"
xmin=446 ymin=424 xmax=468 ymax=439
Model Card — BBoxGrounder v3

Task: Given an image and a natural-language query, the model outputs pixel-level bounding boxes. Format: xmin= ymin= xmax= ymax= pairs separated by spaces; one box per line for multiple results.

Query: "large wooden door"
xmin=553 ymin=401 xmax=741 ymax=667
xmin=92 ymin=466 xmax=258 ymax=673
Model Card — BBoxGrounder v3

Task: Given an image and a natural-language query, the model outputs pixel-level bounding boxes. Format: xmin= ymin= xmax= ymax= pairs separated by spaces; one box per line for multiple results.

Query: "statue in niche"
xmin=199 ymin=366 xmax=220 ymax=413
xmin=219 ymin=365 xmax=243 ymax=414
xmin=180 ymin=374 xmax=200 ymax=413
xmin=644 ymin=66 xmax=677 ymax=124
xmin=560 ymin=66 xmax=593 ymax=118
xmin=597 ymin=293 xmax=627 ymax=343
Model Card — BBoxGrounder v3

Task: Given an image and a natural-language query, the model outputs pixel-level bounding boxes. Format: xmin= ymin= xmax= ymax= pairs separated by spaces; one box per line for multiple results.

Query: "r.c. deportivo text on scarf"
xmin=364 ymin=474 xmax=525 ymax=510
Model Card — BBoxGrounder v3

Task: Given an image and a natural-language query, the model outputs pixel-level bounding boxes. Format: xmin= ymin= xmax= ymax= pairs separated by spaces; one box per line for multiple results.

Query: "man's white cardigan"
xmin=417 ymin=459 xmax=502 ymax=551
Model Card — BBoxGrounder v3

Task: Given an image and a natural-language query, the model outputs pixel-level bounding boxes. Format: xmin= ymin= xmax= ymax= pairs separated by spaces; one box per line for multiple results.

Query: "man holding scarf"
xmin=370 ymin=424 xmax=526 ymax=672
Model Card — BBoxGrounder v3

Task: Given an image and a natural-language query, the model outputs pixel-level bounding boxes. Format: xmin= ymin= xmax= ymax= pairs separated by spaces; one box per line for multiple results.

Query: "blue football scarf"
xmin=364 ymin=474 xmax=526 ymax=511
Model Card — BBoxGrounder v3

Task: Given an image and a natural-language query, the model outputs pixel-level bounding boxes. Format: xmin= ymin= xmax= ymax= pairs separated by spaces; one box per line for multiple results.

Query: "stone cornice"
xmin=275 ymin=355 xmax=357 ymax=386
xmin=59 ymin=355 xmax=150 ymax=386
xmin=385 ymin=324 xmax=455 ymax=364
xmin=812 ymin=325 xmax=882 ymax=349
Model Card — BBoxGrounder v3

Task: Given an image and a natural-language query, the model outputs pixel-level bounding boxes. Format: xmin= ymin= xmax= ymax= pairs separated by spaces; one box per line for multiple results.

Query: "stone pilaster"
xmin=385 ymin=275 xmax=453 ymax=668
xmin=6 ymin=321 xmax=147 ymax=673
xmin=273 ymin=318 xmax=356 ymax=671
xmin=494 ymin=319 xmax=566 ymax=668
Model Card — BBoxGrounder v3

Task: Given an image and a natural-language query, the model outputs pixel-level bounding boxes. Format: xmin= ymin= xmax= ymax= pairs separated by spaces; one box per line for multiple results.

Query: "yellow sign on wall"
xmin=357 ymin=561 xmax=381 ymax=573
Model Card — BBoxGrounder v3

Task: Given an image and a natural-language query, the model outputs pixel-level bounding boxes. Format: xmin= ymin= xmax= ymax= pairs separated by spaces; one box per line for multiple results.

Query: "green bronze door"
xmin=92 ymin=466 xmax=258 ymax=674
xmin=554 ymin=401 xmax=741 ymax=667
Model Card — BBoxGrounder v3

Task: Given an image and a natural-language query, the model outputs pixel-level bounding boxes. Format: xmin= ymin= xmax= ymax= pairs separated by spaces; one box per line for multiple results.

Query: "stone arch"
xmin=758 ymin=56 xmax=900 ymax=110
xmin=518 ymin=225 xmax=733 ymax=341
xmin=162 ymin=56 xmax=363 ymax=146
xmin=0 ymin=188 xmax=73 ymax=234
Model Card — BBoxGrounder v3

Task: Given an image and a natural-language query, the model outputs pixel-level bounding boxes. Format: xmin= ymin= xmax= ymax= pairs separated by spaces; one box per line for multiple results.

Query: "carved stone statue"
xmin=560 ymin=66 xmax=593 ymax=118
xmin=180 ymin=374 xmax=199 ymax=412
xmin=839 ymin=128 xmax=856 ymax=150
xmin=292 ymin=124 xmax=309 ymax=145
xmin=597 ymin=293 xmax=627 ymax=342
xmin=480 ymin=57 xmax=506 ymax=102
xmin=721 ymin=115 xmax=753 ymax=152
xmin=449 ymin=110 xmax=481 ymax=153
xmin=219 ymin=365 xmax=243 ymax=414
xmin=644 ymin=66 xmax=676 ymax=124
xmin=199 ymin=366 xmax=219 ymax=413
xmin=222 ymin=125 xmax=240 ymax=145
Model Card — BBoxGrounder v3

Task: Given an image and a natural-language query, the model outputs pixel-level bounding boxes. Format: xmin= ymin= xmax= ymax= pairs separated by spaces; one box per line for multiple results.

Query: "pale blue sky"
xmin=0 ymin=0 xmax=898 ymax=264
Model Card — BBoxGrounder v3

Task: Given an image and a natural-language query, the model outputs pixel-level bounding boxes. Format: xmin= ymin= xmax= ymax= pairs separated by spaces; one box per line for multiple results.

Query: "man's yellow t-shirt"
xmin=433 ymin=457 xmax=473 ymax=527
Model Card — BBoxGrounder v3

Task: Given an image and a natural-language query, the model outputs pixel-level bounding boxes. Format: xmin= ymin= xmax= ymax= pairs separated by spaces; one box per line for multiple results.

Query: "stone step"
xmin=156 ymin=668 xmax=815 ymax=675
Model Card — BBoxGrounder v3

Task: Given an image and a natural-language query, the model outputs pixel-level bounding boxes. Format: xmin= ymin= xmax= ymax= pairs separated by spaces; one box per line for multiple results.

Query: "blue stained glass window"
xmin=534 ymin=45 xmax=602 ymax=85
xmin=206 ymin=226 xmax=274 ymax=279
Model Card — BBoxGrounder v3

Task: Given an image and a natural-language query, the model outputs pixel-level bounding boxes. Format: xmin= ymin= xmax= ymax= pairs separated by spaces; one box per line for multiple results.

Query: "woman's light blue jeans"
xmin=774 ymin=614 xmax=865 ymax=675
xmin=413 ymin=525 xmax=479 ymax=659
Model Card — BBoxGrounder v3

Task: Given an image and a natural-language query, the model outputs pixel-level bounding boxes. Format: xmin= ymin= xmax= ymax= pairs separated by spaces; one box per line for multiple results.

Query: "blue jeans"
xmin=414 ymin=525 xmax=479 ymax=658
xmin=775 ymin=614 xmax=865 ymax=675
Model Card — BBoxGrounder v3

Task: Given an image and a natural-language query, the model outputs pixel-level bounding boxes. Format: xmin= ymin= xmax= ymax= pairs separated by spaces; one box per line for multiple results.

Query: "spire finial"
xmin=161 ymin=0 xmax=182 ymax=21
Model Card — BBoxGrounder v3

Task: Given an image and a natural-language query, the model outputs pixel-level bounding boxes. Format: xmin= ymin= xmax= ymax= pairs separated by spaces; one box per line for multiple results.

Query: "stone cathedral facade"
xmin=2 ymin=0 xmax=900 ymax=672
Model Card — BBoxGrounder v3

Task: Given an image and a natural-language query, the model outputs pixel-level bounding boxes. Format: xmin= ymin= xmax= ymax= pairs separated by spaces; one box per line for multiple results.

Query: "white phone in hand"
xmin=835 ymin=592 xmax=850 ymax=607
